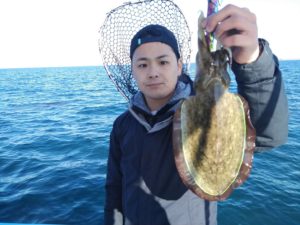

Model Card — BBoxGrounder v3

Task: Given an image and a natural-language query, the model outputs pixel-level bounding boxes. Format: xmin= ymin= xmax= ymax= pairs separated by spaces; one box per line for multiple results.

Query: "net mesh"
xmin=98 ymin=0 xmax=191 ymax=100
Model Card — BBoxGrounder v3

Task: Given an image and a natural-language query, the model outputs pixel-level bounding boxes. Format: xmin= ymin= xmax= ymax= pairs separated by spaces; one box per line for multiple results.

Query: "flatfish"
xmin=173 ymin=12 xmax=256 ymax=201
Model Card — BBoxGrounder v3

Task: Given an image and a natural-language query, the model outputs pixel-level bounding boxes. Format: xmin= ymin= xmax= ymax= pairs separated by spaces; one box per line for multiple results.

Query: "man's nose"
xmin=147 ymin=65 xmax=159 ymax=78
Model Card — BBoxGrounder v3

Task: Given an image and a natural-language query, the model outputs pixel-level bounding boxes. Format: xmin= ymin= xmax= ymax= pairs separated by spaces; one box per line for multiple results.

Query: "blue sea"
xmin=0 ymin=61 xmax=299 ymax=225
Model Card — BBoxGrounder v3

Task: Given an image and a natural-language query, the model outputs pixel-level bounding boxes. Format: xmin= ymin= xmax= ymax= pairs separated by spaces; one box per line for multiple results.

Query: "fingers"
xmin=204 ymin=5 xmax=255 ymax=32
xmin=202 ymin=4 xmax=260 ymax=63
xmin=203 ymin=4 xmax=258 ymax=48
xmin=216 ymin=14 xmax=257 ymax=48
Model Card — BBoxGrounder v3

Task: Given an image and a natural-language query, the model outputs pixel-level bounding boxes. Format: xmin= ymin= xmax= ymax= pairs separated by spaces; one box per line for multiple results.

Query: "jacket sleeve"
xmin=232 ymin=39 xmax=288 ymax=152
xmin=104 ymin=121 xmax=124 ymax=224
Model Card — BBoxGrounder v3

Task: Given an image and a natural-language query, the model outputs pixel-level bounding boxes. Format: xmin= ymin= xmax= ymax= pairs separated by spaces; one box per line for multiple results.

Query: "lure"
xmin=206 ymin=0 xmax=222 ymax=52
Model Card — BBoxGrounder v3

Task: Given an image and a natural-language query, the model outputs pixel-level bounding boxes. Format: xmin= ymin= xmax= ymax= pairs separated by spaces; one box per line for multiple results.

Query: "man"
xmin=104 ymin=5 xmax=288 ymax=225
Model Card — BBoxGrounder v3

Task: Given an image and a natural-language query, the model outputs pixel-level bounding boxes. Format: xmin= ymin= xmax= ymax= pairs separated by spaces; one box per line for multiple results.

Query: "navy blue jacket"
xmin=104 ymin=39 xmax=288 ymax=225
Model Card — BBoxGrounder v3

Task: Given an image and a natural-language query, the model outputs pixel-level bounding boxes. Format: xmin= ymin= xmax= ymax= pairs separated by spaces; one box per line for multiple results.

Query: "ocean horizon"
xmin=0 ymin=60 xmax=299 ymax=225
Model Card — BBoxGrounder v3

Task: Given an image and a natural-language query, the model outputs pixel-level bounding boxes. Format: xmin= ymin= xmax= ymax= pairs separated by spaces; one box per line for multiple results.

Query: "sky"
xmin=0 ymin=0 xmax=299 ymax=69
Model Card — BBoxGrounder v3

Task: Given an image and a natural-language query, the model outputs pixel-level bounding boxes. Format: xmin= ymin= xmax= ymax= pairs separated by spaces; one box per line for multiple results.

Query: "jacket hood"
xmin=129 ymin=79 xmax=191 ymax=114
xmin=128 ymin=78 xmax=191 ymax=133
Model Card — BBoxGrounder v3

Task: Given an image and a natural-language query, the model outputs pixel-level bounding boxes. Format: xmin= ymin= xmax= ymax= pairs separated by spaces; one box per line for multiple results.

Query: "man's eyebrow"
xmin=157 ymin=54 xmax=169 ymax=59
xmin=136 ymin=54 xmax=170 ymax=61
xmin=136 ymin=57 xmax=148 ymax=61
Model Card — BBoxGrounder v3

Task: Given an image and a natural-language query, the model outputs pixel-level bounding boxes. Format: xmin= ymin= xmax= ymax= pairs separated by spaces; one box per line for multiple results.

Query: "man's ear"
xmin=177 ymin=58 xmax=183 ymax=76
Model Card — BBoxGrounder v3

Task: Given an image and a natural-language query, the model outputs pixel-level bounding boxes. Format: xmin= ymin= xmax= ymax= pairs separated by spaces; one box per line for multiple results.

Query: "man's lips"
xmin=145 ymin=82 xmax=164 ymax=87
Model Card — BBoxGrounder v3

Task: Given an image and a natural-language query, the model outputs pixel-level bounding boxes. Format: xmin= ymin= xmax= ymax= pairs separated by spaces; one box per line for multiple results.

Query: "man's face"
xmin=131 ymin=42 xmax=182 ymax=110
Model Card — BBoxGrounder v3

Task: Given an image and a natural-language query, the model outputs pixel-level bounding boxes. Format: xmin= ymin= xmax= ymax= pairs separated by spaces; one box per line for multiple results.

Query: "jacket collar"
xmin=128 ymin=80 xmax=191 ymax=133
xmin=129 ymin=80 xmax=191 ymax=115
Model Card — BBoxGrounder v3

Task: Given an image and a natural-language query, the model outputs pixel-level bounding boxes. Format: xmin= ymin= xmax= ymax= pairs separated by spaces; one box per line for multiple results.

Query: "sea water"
xmin=0 ymin=61 xmax=299 ymax=225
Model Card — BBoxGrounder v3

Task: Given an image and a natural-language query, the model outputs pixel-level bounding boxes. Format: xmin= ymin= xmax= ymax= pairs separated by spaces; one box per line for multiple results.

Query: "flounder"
xmin=173 ymin=12 xmax=256 ymax=201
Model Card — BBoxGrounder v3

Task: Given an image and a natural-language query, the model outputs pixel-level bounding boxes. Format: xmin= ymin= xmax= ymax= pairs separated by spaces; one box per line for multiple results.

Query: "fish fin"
xmin=195 ymin=11 xmax=211 ymax=89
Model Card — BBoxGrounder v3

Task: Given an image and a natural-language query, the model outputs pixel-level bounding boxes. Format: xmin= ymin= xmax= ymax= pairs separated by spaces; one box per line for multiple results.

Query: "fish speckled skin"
xmin=173 ymin=12 xmax=255 ymax=201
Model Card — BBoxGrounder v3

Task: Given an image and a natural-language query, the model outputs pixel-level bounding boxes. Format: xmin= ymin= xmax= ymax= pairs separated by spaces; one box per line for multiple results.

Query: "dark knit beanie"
xmin=130 ymin=24 xmax=180 ymax=59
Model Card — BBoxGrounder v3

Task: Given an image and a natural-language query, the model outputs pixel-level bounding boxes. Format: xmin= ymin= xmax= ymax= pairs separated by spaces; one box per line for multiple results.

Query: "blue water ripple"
xmin=0 ymin=61 xmax=299 ymax=225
